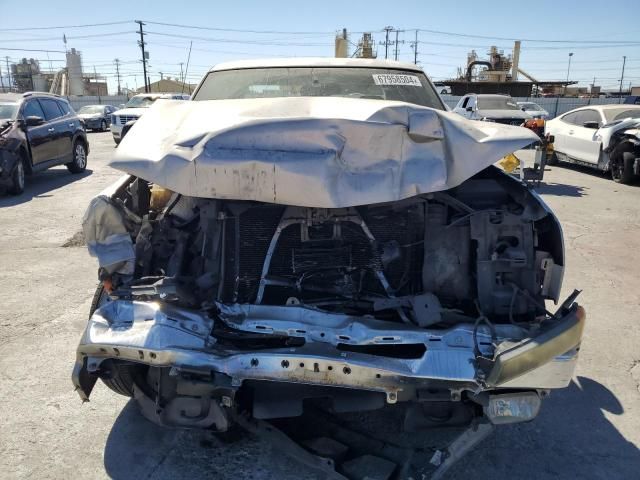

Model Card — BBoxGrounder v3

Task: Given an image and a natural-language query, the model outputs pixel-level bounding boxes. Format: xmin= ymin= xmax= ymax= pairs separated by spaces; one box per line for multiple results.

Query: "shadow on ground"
xmin=536 ymin=181 xmax=587 ymax=197
xmin=103 ymin=376 xmax=639 ymax=479
xmin=0 ymin=167 xmax=92 ymax=207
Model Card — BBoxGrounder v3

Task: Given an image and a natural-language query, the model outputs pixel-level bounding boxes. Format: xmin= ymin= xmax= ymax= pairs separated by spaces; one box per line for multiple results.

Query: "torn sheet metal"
xmin=110 ymin=97 xmax=539 ymax=208
xmin=82 ymin=193 xmax=135 ymax=275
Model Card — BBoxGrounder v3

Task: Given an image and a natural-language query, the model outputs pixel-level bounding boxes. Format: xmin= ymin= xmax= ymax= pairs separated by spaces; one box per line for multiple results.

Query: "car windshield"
xmin=0 ymin=103 xmax=18 ymax=120
xmin=124 ymin=96 xmax=158 ymax=108
xmin=193 ymin=67 xmax=444 ymax=109
xmin=78 ymin=105 xmax=104 ymax=114
xmin=603 ymin=108 xmax=640 ymax=122
xmin=478 ymin=97 xmax=519 ymax=110
xmin=520 ymin=103 xmax=541 ymax=111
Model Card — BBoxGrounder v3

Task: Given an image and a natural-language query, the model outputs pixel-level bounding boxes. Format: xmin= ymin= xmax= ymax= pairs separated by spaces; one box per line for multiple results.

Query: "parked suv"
xmin=110 ymin=93 xmax=188 ymax=144
xmin=0 ymin=92 xmax=89 ymax=195
xmin=453 ymin=93 xmax=532 ymax=124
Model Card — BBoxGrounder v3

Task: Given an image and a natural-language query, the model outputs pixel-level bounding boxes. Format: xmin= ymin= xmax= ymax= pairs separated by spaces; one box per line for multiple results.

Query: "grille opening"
xmin=337 ymin=343 xmax=427 ymax=359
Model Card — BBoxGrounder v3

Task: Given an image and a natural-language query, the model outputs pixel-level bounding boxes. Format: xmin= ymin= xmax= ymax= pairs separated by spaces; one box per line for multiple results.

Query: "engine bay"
xmin=90 ymin=166 xmax=564 ymax=331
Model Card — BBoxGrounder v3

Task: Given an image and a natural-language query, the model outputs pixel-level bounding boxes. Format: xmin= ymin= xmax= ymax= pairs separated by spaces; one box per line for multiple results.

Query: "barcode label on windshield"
xmin=372 ymin=74 xmax=422 ymax=86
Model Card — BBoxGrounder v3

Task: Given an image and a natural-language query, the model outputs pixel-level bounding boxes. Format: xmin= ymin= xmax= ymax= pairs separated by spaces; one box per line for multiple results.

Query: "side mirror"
xmin=25 ymin=115 xmax=44 ymax=127
xmin=466 ymin=106 xmax=473 ymax=112
xmin=583 ymin=121 xmax=600 ymax=129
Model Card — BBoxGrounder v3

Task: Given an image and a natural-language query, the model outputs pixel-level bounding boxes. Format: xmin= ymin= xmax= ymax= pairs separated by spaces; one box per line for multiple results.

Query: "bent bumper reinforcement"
xmin=72 ymin=301 xmax=585 ymax=402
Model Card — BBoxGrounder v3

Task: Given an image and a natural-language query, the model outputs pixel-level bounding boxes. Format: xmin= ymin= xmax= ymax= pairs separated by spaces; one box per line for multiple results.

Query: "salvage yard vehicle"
xmin=452 ymin=93 xmax=532 ymax=124
xmin=74 ymin=58 xmax=584 ymax=477
xmin=110 ymin=93 xmax=188 ymax=144
xmin=517 ymin=101 xmax=549 ymax=120
xmin=545 ymin=104 xmax=640 ymax=183
xmin=77 ymin=104 xmax=117 ymax=132
xmin=0 ymin=92 xmax=89 ymax=195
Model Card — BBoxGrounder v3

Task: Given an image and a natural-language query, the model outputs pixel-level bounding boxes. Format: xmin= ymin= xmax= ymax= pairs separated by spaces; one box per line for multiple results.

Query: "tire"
xmin=88 ymin=284 xmax=142 ymax=398
xmin=547 ymin=151 xmax=559 ymax=166
xmin=66 ymin=140 xmax=87 ymax=173
xmin=100 ymin=120 xmax=107 ymax=132
xmin=611 ymin=151 xmax=635 ymax=184
xmin=7 ymin=156 xmax=25 ymax=195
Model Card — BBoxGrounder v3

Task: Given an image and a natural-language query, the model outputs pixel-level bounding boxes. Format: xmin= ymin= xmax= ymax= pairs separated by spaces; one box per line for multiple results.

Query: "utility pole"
xmin=411 ymin=30 xmax=418 ymax=64
xmin=159 ymin=71 xmax=164 ymax=80
xmin=0 ymin=64 xmax=4 ymax=92
xmin=618 ymin=55 xmax=626 ymax=104
xmin=114 ymin=58 xmax=122 ymax=95
xmin=179 ymin=62 xmax=184 ymax=84
xmin=5 ymin=57 xmax=12 ymax=92
xmin=94 ymin=65 xmax=102 ymax=100
xmin=135 ymin=20 xmax=149 ymax=93
xmin=383 ymin=26 xmax=393 ymax=60
xmin=393 ymin=30 xmax=405 ymax=61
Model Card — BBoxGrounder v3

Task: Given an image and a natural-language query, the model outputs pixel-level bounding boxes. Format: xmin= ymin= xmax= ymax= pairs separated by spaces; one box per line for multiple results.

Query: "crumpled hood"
xmin=111 ymin=97 xmax=539 ymax=208
xmin=476 ymin=109 xmax=532 ymax=120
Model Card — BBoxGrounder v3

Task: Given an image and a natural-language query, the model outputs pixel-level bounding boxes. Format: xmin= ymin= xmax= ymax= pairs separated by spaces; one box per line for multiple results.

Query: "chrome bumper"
xmin=72 ymin=301 xmax=584 ymax=403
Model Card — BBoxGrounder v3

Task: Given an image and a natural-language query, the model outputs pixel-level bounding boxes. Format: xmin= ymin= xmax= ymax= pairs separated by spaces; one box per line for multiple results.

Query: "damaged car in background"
xmin=74 ymin=59 xmax=585 ymax=478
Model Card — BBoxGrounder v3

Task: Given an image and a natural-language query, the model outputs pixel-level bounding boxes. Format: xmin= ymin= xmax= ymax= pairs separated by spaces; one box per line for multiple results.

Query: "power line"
xmin=0 ymin=21 xmax=132 ymax=32
xmin=415 ymin=28 xmax=640 ymax=45
xmin=144 ymin=30 xmax=327 ymax=47
xmin=0 ymin=31 xmax=135 ymax=43
xmin=141 ymin=20 xmax=334 ymax=35
xmin=0 ymin=47 xmax=66 ymax=53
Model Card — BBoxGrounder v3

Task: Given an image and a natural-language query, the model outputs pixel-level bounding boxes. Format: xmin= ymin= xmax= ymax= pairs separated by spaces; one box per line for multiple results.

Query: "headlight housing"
xmin=481 ymin=117 xmax=496 ymax=122
xmin=484 ymin=392 xmax=541 ymax=424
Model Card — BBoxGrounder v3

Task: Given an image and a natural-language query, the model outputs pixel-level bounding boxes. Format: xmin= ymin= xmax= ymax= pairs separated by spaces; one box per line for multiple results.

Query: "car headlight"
xmin=481 ymin=117 xmax=496 ymax=122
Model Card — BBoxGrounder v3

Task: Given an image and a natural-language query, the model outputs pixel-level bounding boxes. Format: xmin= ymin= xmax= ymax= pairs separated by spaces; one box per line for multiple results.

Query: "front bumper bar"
xmin=72 ymin=301 xmax=585 ymax=402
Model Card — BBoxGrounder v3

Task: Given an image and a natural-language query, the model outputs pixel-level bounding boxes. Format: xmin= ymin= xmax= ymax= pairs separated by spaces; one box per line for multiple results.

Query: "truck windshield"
xmin=124 ymin=96 xmax=158 ymax=108
xmin=478 ymin=97 xmax=519 ymax=110
xmin=192 ymin=67 xmax=445 ymax=109
xmin=78 ymin=106 xmax=104 ymax=114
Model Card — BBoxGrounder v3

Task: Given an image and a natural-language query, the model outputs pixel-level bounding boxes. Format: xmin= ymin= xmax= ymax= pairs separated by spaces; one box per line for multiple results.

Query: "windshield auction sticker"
xmin=372 ymin=74 xmax=422 ymax=86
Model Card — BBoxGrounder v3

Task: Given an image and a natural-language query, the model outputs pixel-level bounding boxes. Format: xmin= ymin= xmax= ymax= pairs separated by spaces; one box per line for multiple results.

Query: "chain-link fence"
xmin=64 ymin=95 xmax=130 ymax=111
xmin=441 ymin=95 xmax=628 ymax=118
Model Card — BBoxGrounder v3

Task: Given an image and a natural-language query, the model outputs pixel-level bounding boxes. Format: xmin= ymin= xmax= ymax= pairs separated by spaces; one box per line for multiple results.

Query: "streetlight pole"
xmin=618 ymin=55 xmax=626 ymax=104
xmin=564 ymin=52 xmax=573 ymax=97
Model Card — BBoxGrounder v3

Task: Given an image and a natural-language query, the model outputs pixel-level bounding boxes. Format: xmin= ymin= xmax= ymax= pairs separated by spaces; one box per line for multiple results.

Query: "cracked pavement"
xmin=0 ymin=132 xmax=638 ymax=479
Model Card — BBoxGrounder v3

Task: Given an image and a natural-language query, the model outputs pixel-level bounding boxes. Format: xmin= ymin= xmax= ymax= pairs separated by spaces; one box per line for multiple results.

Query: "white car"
xmin=452 ymin=93 xmax=532 ymax=125
xmin=517 ymin=101 xmax=549 ymax=120
xmin=545 ymin=104 xmax=640 ymax=183
xmin=110 ymin=93 xmax=188 ymax=144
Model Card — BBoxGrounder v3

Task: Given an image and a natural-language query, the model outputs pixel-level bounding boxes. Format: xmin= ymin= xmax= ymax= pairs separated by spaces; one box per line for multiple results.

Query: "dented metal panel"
xmin=110 ymin=97 xmax=539 ymax=208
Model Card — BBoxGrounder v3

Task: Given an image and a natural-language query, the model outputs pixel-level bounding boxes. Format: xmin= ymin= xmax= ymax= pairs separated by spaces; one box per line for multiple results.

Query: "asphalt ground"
xmin=0 ymin=131 xmax=638 ymax=479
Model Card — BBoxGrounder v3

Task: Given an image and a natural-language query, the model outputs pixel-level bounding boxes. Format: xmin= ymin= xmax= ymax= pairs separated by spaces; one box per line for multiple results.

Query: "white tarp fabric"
xmin=110 ymin=97 xmax=539 ymax=208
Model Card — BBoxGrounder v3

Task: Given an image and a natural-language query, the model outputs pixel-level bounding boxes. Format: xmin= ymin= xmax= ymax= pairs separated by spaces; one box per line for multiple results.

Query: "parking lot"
xmin=0 ymin=131 xmax=639 ymax=479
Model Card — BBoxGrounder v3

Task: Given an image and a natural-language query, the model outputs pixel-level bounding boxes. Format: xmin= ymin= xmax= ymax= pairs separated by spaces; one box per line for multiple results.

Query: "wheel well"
xmin=18 ymin=145 xmax=33 ymax=174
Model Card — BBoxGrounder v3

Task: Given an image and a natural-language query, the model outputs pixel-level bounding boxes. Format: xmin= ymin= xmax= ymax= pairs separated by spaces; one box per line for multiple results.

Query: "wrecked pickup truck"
xmin=73 ymin=58 xmax=584 ymax=475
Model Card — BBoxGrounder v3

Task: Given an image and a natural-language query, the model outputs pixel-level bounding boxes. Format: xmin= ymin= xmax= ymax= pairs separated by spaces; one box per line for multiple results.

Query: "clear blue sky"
xmin=1 ymin=0 xmax=638 ymax=94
